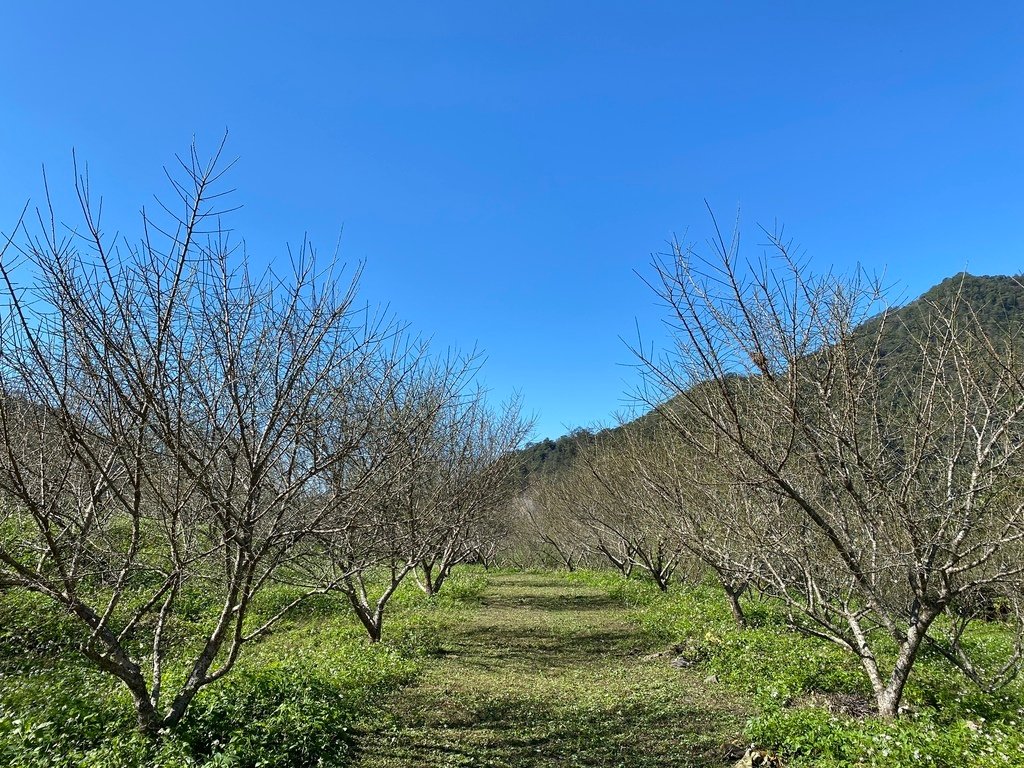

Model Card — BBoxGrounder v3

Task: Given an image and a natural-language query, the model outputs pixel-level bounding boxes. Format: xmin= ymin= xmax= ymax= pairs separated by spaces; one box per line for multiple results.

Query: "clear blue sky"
xmin=1 ymin=3 xmax=1021 ymax=441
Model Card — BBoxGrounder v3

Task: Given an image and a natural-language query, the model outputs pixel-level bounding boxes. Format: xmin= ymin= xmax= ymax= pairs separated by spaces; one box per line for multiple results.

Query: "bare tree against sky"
xmin=0 ymin=142 xmax=393 ymax=734
xmin=632 ymin=218 xmax=1024 ymax=717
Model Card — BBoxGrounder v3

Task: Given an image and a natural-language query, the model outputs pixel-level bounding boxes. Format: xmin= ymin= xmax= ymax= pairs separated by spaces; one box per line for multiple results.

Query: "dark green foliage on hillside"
xmin=917 ymin=272 xmax=1024 ymax=323
xmin=860 ymin=272 xmax=1024 ymax=380
xmin=515 ymin=430 xmax=590 ymax=486
xmin=515 ymin=425 xmax=628 ymax=487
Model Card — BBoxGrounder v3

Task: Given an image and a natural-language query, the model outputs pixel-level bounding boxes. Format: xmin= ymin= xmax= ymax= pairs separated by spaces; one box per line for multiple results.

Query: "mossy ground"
xmin=352 ymin=572 xmax=750 ymax=767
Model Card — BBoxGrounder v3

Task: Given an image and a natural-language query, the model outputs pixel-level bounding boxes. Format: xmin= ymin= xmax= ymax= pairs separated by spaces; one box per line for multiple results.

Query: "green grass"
xmin=5 ymin=567 xmax=1020 ymax=767
xmin=350 ymin=572 xmax=750 ymax=767
xmin=570 ymin=570 xmax=1024 ymax=768
xmin=0 ymin=572 xmax=481 ymax=768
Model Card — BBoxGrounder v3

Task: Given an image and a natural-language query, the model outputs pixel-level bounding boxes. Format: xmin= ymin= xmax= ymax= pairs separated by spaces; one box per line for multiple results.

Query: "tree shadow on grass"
xmin=353 ymin=682 xmax=741 ymax=768
xmin=451 ymin=623 xmax=646 ymax=671
xmin=351 ymin=574 xmax=748 ymax=767
xmin=478 ymin=591 xmax=623 ymax=614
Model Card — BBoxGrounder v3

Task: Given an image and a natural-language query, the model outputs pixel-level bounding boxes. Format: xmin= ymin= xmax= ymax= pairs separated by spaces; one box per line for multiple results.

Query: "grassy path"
xmin=352 ymin=572 xmax=749 ymax=767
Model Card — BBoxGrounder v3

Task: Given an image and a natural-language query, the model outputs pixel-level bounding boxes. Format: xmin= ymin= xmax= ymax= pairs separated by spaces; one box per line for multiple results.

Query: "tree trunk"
xmin=875 ymin=686 xmax=902 ymax=720
xmin=723 ymin=583 xmax=746 ymax=628
xmin=79 ymin=630 xmax=164 ymax=736
xmin=866 ymin=609 xmax=938 ymax=718
xmin=357 ymin=610 xmax=383 ymax=643
xmin=346 ymin=593 xmax=384 ymax=643
xmin=130 ymin=690 xmax=163 ymax=737
xmin=418 ymin=562 xmax=436 ymax=596
xmin=432 ymin=565 xmax=450 ymax=595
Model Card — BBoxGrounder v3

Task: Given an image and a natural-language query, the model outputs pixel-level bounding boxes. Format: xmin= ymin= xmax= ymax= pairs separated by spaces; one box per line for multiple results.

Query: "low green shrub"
xmin=748 ymin=707 xmax=1024 ymax=767
xmin=181 ymin=639 xmax=417 ymax=768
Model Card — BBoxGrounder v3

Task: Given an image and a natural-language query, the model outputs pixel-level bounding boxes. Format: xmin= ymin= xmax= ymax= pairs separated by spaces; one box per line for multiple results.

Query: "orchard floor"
xmin=352 ymin=572 xmax=750 ymax=768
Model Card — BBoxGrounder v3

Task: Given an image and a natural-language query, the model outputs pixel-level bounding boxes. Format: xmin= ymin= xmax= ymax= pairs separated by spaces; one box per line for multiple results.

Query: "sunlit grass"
xmin=351 ymin=572 xmax=749 ymax=768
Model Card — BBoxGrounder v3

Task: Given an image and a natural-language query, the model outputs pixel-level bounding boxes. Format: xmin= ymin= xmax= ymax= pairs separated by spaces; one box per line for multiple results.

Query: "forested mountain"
xmin=515 ymin=428 xmax=619 ymax=487
xmin=515 ymin=433 xmax=585 ymax=484
xmin=516 ymin=272 xmax=1024 ymax=486
xmin=861 ymin=272 xmax=1024 ymax=378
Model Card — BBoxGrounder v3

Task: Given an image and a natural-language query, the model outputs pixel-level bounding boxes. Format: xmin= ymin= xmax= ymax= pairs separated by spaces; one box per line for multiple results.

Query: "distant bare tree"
xmin=518 ymin=475 xmax=594 ymax=572
xmin=284 ymin=337 xmax=442 ymax=642
xmin=0 ymin=142 xmax=392 ymax=735
xmin=413 ymin=386 xmax=530 ymax=596
xmin=633 ymin=219 xmax=1024 ymax=717
xmin=292 ymin=346 xmax=528 ymax=640
xmin=573 ymin=434 xmax=684 ymax=591
xmin=623 ymin=419 xmax=761 ymax=626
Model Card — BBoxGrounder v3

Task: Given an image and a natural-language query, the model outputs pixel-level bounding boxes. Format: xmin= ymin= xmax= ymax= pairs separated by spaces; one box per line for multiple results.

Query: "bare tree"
xmin=291 ymin=345 xmax=528 ymax=640
xmin=517 ymin=478 xmax=594 ymax=572
xmin=287 ymin=339 xmax=454 ymax=642
xmin=413 ymin=386 xmax=530 ymax=596
xmin=0 ymin=142 xmax=390 ymax=734
xmin=623 ymin=417 xmax=761 ymax=626
xmin=633 ymin=219 xmax=1024 ymax=717
xmin=572 ymin=433 xmax=685 ymax=591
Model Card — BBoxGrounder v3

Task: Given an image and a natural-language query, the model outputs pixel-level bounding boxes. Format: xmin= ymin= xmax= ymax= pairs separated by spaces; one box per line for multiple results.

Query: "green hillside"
xmin=516 ymin=272 xmax=1024 ymax=485
xmin=863 ymin=272 xmax=1024 ymax=378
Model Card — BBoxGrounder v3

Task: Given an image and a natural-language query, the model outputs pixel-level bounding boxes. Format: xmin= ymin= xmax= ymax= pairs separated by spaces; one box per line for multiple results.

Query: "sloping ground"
xmin=352 ymin=572 xmax=749 ymax=767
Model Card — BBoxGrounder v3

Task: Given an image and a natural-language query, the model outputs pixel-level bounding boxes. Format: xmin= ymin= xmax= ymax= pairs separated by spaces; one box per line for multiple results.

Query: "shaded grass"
xmin=352 ymin=573 xmax=750 ymax=768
